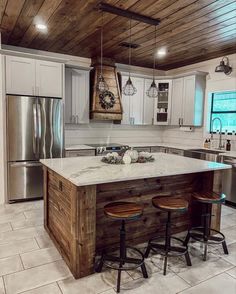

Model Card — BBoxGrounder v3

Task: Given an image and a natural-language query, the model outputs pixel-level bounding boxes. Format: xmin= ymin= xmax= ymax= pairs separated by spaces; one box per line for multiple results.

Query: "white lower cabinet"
xmin=6 ymin=55 xmax=63 ymax=97
xmin=65 ymin=149 xmax=95 ymax=157
xmin=65 ymin=67 xmax=90 ymax=124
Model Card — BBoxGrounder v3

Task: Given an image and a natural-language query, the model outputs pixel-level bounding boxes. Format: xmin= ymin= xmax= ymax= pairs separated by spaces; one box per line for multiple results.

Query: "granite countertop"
xmin=41 ymin=153 xmax=231 ymax=187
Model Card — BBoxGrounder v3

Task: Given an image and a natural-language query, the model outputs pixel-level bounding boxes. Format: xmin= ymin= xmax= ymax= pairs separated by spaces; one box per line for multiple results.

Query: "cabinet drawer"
xmin=167 ymin=148 xmax=184 ymax=156
xmin=151 ymin=146 xmax=167 ymax=153
xmin=133 ymin=147 xmax=151 ymax=152
xmin=66 ymin=150 xmax=95 ymax=157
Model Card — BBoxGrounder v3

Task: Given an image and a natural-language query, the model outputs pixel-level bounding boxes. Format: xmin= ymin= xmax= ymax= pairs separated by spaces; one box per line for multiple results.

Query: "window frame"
xmin=210 ymin=91 xmax=236 ymax=134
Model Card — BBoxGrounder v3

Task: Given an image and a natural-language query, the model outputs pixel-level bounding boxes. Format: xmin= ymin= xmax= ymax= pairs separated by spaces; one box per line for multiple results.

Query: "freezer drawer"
xmin=8 ymin=161 xmax=43 ymax=201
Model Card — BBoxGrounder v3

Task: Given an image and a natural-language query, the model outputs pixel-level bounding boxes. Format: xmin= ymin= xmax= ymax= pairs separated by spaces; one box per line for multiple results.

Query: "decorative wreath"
xmin=99 ymin=90 xmax=116 ymax=109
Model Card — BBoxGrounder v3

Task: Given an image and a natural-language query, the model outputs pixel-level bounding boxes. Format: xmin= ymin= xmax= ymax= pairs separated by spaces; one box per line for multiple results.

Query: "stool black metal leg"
xmin=117 ymin=265 xmax=122 ymax=293
xmin=222 ymin=240 xmax=229 ymax=255
xmin=185 ymin=251 xmax=192 ymax=266
xmin=120 ymin=220 xmax=126 ymax=261
xmin=95 ymin=252 xmax=104 ymax=273
xmin=203 ymin=243 xmax=208 ymax=261
xmin=141 ymin=263 xmax=148 ymax=278
xmin=163 ymin=211 xmax=171 ymax=275
xmin=144 ymin=243 xmax=151 ymax=258
xmin=183 ymin=232 xmax=191 ymax=246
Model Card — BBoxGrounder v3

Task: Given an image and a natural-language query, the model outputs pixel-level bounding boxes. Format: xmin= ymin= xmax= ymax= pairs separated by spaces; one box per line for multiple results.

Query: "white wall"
xmin=65 ymin=123 xmax=163 ymax=146
xmin=163 ymin=54 xmax=236 ymax=150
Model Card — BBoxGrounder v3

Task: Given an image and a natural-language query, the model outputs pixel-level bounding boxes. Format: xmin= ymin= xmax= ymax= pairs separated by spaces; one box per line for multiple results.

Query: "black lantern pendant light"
xmin=97 ymin=12 xmax=109 ymax=93
xmin=122 ymin=19 xmax=137 ymax=96
xmin=215 ymin=56 xmax=232 ymax=75
xmin=146 ymin=26 xmax=158 ymax=98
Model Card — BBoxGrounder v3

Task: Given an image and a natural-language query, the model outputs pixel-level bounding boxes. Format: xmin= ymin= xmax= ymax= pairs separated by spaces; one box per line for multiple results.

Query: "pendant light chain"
xmin=97 ymin=10 xmax=109 ymax=93
xmin=122 ymin=17 xmax=137 ymax=96
xmin=129 ymin=18 xmax=132 ymax=78
xmin=153 ymin=25 xmax=157 ymax=81
xmin=101 ymin=11 xmax=103 ymax=76
xmin=146 ymin=25 xmax=159 ymax=98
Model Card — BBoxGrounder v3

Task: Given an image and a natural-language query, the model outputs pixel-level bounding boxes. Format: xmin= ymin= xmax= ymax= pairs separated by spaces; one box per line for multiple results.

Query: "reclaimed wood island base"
xmin=41 ymin=154 xmax=230 ymax=279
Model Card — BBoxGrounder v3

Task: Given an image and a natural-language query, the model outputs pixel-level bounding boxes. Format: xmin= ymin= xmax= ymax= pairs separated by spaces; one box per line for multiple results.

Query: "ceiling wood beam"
xmin=98 ymin=2 xmax=160 ymax=26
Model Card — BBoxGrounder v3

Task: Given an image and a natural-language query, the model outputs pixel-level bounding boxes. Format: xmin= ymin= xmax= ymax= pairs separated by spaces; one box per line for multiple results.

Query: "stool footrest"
xmin=148 ymin=237 xmax=189 ymax=257
xmin=188 ymin=227 xmax=226 ymax=245
xmin=99 ymin=246 xmax=145 ymax=271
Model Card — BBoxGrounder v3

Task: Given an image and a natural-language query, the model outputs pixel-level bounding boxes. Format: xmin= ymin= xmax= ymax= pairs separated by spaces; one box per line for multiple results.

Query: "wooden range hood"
xmin=90 ymin=58 xmax=123 ymax=121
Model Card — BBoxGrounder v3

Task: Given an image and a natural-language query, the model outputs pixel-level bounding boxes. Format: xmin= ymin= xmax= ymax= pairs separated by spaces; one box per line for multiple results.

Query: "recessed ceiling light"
xmin=36 ymin=23 xmax=47 ymax=31
xmin=157 ymin=48 xmax=167 ymax=57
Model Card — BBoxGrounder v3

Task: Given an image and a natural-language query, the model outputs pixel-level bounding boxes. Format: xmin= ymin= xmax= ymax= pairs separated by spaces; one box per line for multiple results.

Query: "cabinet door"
xmin=182 ymin=75 xmax=196 ymax=126
xmin=143 ymin=79 xmax=154 ymax=125
xmin=121 ymin=77 xmax=131 ymax=125
xmin=171 ymin=78 xmax=184 ymax=125
xmin=6 ymin=56 xmax=35 ymax=96
xmin=71 ymin=69 xmax=90 ymax=124
xmin=129 ymin=77 xmax=144 ymax=125
xmin=36 ymin=60 xmax=63 ymax=97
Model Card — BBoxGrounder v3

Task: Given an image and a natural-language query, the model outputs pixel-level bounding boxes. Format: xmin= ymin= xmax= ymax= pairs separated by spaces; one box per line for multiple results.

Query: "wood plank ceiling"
xmin=0 ymin=0 xmax=235 ymax=70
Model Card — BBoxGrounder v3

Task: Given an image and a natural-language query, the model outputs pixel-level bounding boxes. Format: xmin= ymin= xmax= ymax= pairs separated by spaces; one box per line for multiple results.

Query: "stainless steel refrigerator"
xmin=7 ymin=95 xmax=64 ymax=202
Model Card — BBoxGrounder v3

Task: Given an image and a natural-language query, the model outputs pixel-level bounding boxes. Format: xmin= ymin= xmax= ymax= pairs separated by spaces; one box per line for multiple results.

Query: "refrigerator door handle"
xmin=33 ymin=103 xmax=38 ymax=157
xmin=37 ymin=101 xmax=42 ymax=158
xmin=10 ymin=162 xmax=42 ymax=168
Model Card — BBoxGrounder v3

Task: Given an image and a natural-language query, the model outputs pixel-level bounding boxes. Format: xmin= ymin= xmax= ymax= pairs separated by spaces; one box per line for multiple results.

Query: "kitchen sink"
xmin=184 ymin=148 xmax=225 ymax=162
xmin=189 ymin=148 xmax=225 ymax=155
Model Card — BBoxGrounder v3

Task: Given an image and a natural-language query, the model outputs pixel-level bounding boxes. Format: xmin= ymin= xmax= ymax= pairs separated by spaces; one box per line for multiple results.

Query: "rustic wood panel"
xmin=0 ymin=0 xmax=235 ymax=69
xmin=44 ymin=166 xmax=222 ymax=279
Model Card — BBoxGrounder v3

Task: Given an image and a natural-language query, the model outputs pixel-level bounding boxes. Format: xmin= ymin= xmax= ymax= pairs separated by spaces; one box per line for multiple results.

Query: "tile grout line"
xmin=177 ymin=270 xmax=236 ymax=293
xmin=56 ymin=281 xmax=64 ymax=294
xmin=225 ymin=270 xmax=236 ymax=280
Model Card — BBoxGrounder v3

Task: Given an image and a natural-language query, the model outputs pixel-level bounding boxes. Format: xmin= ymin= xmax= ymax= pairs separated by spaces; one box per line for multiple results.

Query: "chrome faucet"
xmin=212 ymin=117 xmax=224 ymax=150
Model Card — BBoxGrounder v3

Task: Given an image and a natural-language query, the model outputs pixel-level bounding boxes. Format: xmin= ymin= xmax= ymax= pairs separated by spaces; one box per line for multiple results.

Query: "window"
xmin=210 ymin=91 xmax=236 ymax=133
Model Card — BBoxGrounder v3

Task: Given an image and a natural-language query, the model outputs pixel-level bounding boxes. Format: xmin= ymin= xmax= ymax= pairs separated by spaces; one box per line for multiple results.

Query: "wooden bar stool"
xmin=145 ymin=197 xmax=192 ymax=275
xmin=184 ymin=191 xmax=228 ymax=261
xmin=95 ymin=201 xmax=148 ymax=293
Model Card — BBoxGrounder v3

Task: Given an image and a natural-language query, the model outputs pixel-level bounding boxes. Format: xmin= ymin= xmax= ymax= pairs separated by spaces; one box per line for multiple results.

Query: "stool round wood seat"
xmin=145 ymin=196 xmax=192 ymax=275
xmin=96 ymin=201 xmax=148 ymax=293
xmin=192 ymin=191 xmax=226 ymax=204
xmin=104 ymin=201 xmax=143 ymax=220
xmin=184 ymin=191 xmax=228 ymax=261
xmin=152 ymin=197 xmax=188 ymax=212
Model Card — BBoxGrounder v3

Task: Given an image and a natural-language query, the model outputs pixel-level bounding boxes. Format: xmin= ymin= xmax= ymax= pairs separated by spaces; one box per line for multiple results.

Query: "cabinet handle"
xmin=181 ymin=118 xmax=184 ymax=125
xmin=178 ymin=118 xmax=181 ymax=126
xmin=76 ymin=115 xmax=79 ymax=124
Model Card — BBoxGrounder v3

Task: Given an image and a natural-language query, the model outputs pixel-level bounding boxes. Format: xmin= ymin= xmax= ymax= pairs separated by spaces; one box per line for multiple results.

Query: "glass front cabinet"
xmin=153 ymin=80 xmax=172 ymax=125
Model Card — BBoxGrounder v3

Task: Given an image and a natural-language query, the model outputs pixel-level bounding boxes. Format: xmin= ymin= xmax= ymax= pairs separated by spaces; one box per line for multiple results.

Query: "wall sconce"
xmin=215 ymin=56 xmax=232 ymax=75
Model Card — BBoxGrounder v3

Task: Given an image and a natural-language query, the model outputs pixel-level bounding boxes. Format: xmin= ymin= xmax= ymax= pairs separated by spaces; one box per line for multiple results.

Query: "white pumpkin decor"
xmin=125 ymin=149 xmax=139 ymax=163
xmin=123 ymin=154 xmax=132 ymax=164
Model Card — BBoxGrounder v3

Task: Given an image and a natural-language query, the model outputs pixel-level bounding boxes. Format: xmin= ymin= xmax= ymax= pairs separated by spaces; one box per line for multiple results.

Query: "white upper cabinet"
xmin=121 ymin=75 xmax=154 ymax=125
xmin=171 ymin=78 xmax=184 ymax=125
xmin=35 ymin=60 xmax=63 ymax=97
xmin=6 ymin=56 xmax=35 ymax=96
xmin=143 ymin=79 xmax=154 ymax=125
xmin=129 ymin=77 xmax=144 ymax=125
xmin=6 ymin=55 xmax=63 ymax=98
xmin=170 ymin=74 xmax=206 ymax=126
xmin=65 ymin=68 xmax=90 ymax=124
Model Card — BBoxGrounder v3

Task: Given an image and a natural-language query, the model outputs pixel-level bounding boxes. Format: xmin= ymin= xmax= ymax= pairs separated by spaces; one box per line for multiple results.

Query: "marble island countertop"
xmin=41 ymin=153 xmax=231 ymax=187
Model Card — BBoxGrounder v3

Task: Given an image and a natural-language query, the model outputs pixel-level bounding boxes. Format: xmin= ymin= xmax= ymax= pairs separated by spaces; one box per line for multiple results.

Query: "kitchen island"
xmin=41 ymin=153 xmax=231 ymax=279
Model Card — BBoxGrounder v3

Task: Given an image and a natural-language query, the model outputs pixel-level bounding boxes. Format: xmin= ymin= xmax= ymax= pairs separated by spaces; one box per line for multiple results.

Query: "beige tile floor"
xmin=0 ymin=200 xmax=235 ymax=294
